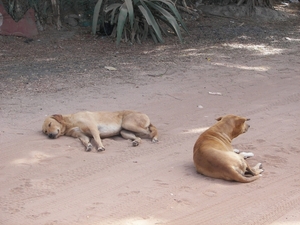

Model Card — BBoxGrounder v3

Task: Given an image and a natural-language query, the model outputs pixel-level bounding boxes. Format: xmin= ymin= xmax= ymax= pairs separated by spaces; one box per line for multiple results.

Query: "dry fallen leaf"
xmin=208 ymin=92 xmax=222 ymax=96
xmin=104 ymin=66 xmax=117 ymax=71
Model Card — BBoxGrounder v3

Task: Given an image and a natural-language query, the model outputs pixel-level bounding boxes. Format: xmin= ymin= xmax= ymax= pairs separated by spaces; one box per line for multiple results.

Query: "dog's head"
xmin=216 ymin=115 xmax=250 ymax=139
xmin=42 ymin=114 xmax=65 ymax=139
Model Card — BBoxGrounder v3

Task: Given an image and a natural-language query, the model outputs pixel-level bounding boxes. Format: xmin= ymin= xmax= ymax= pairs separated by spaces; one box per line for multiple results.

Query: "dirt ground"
xmin=1 ymin=3 xmax=300 ymax=225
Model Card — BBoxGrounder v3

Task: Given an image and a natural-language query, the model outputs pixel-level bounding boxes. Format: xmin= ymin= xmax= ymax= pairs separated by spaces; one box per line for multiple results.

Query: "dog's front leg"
xmin=233 ymin=149 xmax=240 ymax=154
xmin=90 ymin=128 xmax=105 ymax=151
xmin=240 ymin=152 xmax=254 ymax=159
xmin=233 ymin=149 xmax=254 ymax=159
xmin=68 ymin=128 xmax=92 ymax=152
xmin=78 ymin=135 xmax=93 ymax=152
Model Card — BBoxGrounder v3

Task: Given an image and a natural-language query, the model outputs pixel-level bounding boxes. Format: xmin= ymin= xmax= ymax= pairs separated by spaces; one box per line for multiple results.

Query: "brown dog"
xmin=193 ymin=115 xmax=263 ymax=183
xmin=42 ymin=110 xmax=158 ymax=152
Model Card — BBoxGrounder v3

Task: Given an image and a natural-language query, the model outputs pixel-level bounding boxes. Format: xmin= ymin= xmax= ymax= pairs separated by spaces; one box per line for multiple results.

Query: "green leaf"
xmin=116 ymin=4 xmax=128 ymax=45
xmin=92 ymin=0 xmax=104 ymax=35
xmin=149 ymin=27 xmax=158 ymax=43
xmin=105 ymin=3 xmax=122 ymax=25
xmin=105 ymin=3 xmax=122 ymax=13
xmin=141 ymin=19 xmax=149 ymax=41
xmin=147 ymin=2 xmax=182 ymax=42
xmin=124 ymin=0 xmax=134 ymax=29
xmin=138 ymin=1 xmax=164 ymax=43
xmin=152 ymin=0 xmax=188 ymax=32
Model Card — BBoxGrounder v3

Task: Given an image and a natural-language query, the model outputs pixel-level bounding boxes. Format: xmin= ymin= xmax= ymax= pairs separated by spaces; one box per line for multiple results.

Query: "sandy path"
xmin=1 ymin=32 xmax=300 ymax=224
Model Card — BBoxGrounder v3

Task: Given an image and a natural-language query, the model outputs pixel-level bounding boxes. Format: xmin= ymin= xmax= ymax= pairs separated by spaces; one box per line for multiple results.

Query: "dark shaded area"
xmin=0 ymin=4 xmax=299 ymax=95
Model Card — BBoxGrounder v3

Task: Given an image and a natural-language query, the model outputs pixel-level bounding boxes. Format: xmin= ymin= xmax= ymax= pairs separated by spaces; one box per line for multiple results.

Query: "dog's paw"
xmin=253 ymin=163 xmax=264 ymax=175
xmin=85 ymin=144 xmax=93 ymax=152
xmin=97 ymin=147 xmax=105 ymax=152
xmin=258 ymin=168 xmax=264 ymax=174
xmin=132 ymin=140 xmax=139 ymax=147
xmin=255 ymin=162 xmax=263 ymax=169
xmin=240 ymin=152 xmax=254 ymax=159
xmin=233 ymin=149 xmax=240 ymax=154
xmin=152 ymin=137 xmax=158 ymax=143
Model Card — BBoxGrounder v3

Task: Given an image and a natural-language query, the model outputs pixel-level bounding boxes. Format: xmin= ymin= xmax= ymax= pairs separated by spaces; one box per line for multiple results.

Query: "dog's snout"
xmin=48 ymin=133 xmax=56 ymax=139
xmin=245 ymin=124 xmax=250 ymax=132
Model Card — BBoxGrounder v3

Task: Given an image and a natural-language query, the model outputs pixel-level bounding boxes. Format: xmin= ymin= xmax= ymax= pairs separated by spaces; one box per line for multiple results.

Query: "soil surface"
xmin=1 ymin=3 xmax=300 ymax=225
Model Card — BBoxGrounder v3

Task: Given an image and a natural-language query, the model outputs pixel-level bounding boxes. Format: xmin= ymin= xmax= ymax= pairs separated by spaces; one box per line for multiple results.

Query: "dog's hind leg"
xmin=122 ymin=113 xmax=158 ymax=143
xmin=121 ymin=123 xmax=158 ymax=143
xmin=246 ymin=162 xmax=264 ymax=176
xmin=120 ymin=130 xmax=141 ymax=146
xmin=148 ymin=124 xmax=158 ymax=142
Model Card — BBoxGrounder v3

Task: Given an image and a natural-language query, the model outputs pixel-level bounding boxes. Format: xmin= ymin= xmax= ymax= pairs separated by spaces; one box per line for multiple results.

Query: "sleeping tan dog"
xmin=42 ymin=110 xmax=158 ymax=152
xmin=193 ymin=115 xmax=263 ymax=183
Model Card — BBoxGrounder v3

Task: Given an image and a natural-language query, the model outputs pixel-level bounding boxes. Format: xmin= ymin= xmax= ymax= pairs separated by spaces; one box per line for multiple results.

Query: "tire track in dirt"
xmin=242 ymin=92 xmax=300 ymax=116
xmin=233 ymin=91 xmax=299 ymax=164
xmin=1 ymin=86 xmax=299 ymax=224
xmin=0 ymin=134 xmax=295 ymax=225
xmin=99 ymin=146 xmax=297 ymax=224
xmin=0 ymin=127 xmax=195 ymax=223
xmin=87 ymin=158 xmax=299 ymax=225
xmin=98 ymin=92 xmax=300 ymax=224
xmin=0 ymin=132 xmax=195 ymax=224
xmin=163 ymin=173 xmax=300 ymax=225
xmin=76 ymin=138 xmax=196 ymax=224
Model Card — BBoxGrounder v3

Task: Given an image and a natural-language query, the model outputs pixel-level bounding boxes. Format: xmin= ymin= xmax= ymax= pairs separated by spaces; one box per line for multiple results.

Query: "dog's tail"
xmin=232 ymin=172 xmax=262 ymax=183
xmin=149 ymin=123 xmax=158 ymax=142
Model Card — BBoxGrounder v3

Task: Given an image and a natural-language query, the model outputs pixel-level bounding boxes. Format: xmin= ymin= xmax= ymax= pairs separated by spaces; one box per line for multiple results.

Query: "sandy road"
xmin=1 ymin=32 xmax=300 ymax=225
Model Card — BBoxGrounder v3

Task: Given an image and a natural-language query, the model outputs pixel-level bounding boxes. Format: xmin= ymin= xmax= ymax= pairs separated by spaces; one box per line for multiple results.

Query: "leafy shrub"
xmin=92 ymin=0 xmax=188 ymax=45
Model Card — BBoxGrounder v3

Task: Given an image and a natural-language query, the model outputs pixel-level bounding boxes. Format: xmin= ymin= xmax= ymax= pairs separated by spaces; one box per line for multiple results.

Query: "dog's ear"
xmin=216 ymin=117 xmax=222 ymax=121
xmin=236 ymin=117 xmax=249 ymax=127
xmin=51 ymin=114 xmax=64 ymax=123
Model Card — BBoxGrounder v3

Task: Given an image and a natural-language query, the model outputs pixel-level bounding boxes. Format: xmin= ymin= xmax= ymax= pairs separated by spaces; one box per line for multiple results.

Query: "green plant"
xmin=92 ymin=0 xmax=188 ymax=45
